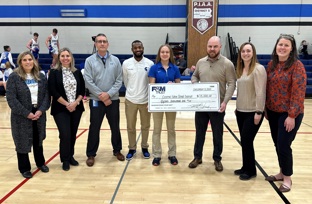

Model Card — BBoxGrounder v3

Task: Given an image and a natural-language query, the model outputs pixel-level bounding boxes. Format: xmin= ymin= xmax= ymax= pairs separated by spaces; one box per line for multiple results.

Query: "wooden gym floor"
xmin=0 ymin=96 xmax=311 ymax=204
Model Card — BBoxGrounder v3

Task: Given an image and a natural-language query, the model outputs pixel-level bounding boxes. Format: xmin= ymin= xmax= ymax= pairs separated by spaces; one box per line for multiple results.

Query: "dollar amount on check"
xmin=148 ymin=82 xmax=220 ymax=112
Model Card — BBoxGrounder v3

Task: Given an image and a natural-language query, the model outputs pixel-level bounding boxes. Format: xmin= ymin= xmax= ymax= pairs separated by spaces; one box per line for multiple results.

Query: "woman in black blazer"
xmin=48 ymin=47 xmax=85 ymax=171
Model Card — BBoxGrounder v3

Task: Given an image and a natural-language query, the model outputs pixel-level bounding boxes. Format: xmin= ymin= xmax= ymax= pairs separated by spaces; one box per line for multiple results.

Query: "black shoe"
xmin=62 ymin=161 xmax=70 ymax=171
xmin=234 ymin=168 xmax=244 ymax=175
xmin=168 ymin=156 xmax=178 ymax=165
xmin=142 ymin=148 xmax=150 ymax=159
xmin=39 ymin=165 xmax=49 ymax=173
xmin=126 ymin=150 xmax=136 ymax=161
xmin=21 ymin=171 xmax=33 ymax=178
xmin=152 ymin=158 xmax=161 ymax=166
xmin=69 ymin=157 xmax=79 ymax=166
xmin=239 ymin=173 xmax=257 ymax=180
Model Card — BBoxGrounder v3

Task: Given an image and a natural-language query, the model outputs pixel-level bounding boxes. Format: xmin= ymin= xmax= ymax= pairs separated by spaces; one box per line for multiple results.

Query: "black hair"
xmin=131 ymin=40 xmax=142 ymax=46
xmin=3 ymin=45 xmax=10 ymax=51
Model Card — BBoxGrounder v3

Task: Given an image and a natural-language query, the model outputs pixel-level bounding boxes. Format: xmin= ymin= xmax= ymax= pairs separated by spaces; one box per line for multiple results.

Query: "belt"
xmin=32 ymin=104 xmax=38 ymax=108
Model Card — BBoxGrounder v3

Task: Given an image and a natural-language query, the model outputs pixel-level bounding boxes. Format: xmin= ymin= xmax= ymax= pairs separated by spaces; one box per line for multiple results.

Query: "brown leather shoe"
xmin=86 ymin=156 xmax=95 ymax=167
xmin=214 ymin=161 xmax=223 ymax=172
xmin=279 ymin=183 xmax=291 ymax=193
xmin=114 ymin=152 xmax=125 ymax=161
xmin=188 ymin=158 xmax=202 ymax=168
xmin=265 ymin=175 xmax=283 ymax=182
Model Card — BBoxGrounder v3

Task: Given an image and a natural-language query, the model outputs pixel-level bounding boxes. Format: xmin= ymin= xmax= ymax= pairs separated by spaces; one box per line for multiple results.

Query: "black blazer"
xmin=48 ymin=68 xmax=85 ymax=115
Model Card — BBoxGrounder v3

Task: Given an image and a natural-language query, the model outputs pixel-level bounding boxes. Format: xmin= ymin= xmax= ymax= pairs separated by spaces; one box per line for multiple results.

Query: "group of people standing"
xmin=5 ymin=33 xmax=306 ymax=194
xmin=25 ymin=28 xmax=60 ymax=67
xmin=232 ymin=34 xmax=305 ymax=193
xmin=6 ymin=47 xmax=85 ymax=177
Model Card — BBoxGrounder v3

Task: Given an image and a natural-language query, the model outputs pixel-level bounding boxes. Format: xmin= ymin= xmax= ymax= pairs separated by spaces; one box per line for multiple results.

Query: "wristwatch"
xmin=255 ymin=111 xmax=263 ymax=115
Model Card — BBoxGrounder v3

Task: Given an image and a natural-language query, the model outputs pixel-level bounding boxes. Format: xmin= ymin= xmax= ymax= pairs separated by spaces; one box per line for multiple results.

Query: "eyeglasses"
xmin=280 ymin=33 xmax=294 ymax=39
xmin=96 ymin=40 xmax=108 ymax=44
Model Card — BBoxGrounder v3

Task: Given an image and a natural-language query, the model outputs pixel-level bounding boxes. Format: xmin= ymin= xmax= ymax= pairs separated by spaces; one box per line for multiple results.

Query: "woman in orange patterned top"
xmin=265 ymin=34 xmax=306 ymax=193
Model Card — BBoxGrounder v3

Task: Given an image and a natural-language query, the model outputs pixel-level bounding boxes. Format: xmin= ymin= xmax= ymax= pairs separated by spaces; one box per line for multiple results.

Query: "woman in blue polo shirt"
xmin=148 ymin=44 xmax=181 ymax=166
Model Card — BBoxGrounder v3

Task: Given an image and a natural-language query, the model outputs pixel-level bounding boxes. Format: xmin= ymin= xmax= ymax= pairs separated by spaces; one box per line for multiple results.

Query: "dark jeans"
xmin=193 ymin=111 xmax=225 ymax=161
xmin=267 ymin=109 xmax=303 ymax=176
xmin=53 ymin=110 xmax=83 ymax=162
xmin=86 ymin=99 xmax=122 ymax=157
xmin=236 ymin=111 xmax=264 ymax=175
xmin=17 ymin=106 xmax=45 ymax=173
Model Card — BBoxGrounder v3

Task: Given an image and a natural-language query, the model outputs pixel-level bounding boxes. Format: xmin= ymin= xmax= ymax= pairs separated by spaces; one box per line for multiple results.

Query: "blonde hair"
xmin=236 ymin=42 xmax=258 ymax=79
xmin=15 ymin=51 xmax=40 ymax=81
xmin=155 ymin=44 xmax=175 ymax=64
xmin=5 ymin=61 xmax=10 ymax=69
xmin=55 ymin=47 xmax=77 ymax=72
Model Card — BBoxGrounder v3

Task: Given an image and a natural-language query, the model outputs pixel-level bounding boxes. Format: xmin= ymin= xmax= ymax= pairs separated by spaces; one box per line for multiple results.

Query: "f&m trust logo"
xmin=152 ymin=86 xmax=166 ymax=94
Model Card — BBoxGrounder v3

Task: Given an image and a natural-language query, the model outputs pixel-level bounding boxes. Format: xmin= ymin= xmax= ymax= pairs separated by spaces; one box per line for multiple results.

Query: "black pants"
xmin=193 ymin=111 xmax=225 ymax=161
xmin=53 ymin=110 xmax=83 ymax=162
xmin=267 ymin=109 xmax=303 ymax=176
xmin=236 ymin=111 xmax=264 ymax=175
xmin=17 ymin=107 xmax=45 ymax=173
xmin=86 ymin=99 xmax=122 ymax=157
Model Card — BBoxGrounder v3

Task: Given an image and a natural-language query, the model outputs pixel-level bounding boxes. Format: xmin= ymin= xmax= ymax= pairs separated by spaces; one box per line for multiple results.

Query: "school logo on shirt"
xmin=152 ymin=86 xmax=166 ymax=94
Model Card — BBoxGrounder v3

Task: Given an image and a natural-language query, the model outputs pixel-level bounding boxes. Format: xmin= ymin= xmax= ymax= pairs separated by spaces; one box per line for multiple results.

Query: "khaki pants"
xmin=125 ymin=99 xmax=151 ymax=150
xmin=152 ymin=112 xmax=177 ymax=158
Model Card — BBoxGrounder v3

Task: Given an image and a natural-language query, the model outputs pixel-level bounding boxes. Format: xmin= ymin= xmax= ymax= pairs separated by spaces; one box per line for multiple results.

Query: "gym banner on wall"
xmin=192 ymin=0 xmax=214 ymax=35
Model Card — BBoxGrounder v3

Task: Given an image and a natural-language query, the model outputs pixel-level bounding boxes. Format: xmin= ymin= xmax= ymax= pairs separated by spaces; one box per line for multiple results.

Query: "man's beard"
xmin=207 ymin=50 xmax=220 ymax=59
xmin=134 ymin=51 xmax=144 ymax=58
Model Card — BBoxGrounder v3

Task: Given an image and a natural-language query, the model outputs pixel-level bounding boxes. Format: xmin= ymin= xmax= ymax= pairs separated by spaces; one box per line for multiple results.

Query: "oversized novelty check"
xmin=148 ymin=82 xmax=220 ymax=112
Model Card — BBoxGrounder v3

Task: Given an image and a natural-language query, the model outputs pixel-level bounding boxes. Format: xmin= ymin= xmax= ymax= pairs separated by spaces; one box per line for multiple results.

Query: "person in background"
xmin=148 ymin=44 xmax=181 ymax=166
xmin=175 ymin=53 xmax=187 ymax=75
xmin=182 ymin=65 xmax=195 ymax=76
xmin=299 ymin=40 xmax=309 ymax=59
xmin=0 ymin=67 xmax=3 ymax=87
xmin=188 ymin=36 xmax=236 ymax=172
xmin=45 ymin=28 xmax=59 ymax=68
xmin=6 ymin=51 xmax=50 ymax=178
xmin=122 ymin=40 xmax=154 ymax=160
xmin=234 ymin=42 xmax=267 ymax=180
xmin=3 ymin=61 xmax=13 ymax=96
xmin=84 ymin=33 xmax=124 ymax=166
xmin=0 ymin=45 xmax=16 ymax=69
xmin=26 ymin=32 xmax=40 ymax=62
xmin=48 ymin=48 xmax=85 ymax=171
xmin=265 ymin=34 xmax=306 ymax=193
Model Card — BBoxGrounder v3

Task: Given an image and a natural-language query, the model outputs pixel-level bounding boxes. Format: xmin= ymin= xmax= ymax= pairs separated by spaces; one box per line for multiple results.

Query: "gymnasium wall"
xmin=218 ymin=0 xmax=312 ymax=56
xmin=0 ymin=0 xmax=311 ymax=56
xmin=0 ymin=0 xmax=187 ymax=55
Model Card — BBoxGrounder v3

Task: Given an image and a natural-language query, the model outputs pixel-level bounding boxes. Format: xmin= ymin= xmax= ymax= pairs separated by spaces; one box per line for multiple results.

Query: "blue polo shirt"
xmin=148 ymin=62 xmax=180 ymax=83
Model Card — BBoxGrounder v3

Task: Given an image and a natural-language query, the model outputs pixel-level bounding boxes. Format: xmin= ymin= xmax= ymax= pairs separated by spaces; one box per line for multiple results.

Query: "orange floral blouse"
xmin=266 ymin=60 xmax=306 ymax=118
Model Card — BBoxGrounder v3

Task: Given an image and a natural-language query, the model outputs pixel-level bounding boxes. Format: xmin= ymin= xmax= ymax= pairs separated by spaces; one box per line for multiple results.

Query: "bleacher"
xmin=257 ymin=54 xmax=312 ymax=96
xmin=8 ymin=53 xmax=312 ymax=97
xmin=11 ymin=53 xmax=90 ymax=72
xmin=9 ymin=53 xmax=157 ymax=96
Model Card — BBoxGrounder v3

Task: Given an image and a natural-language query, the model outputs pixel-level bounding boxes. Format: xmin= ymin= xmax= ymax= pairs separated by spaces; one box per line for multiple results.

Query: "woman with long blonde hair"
xmin=234 ymin=42 xmax=267 ymax=180
xmin=6 ymin=51 xmax=50 ymax=178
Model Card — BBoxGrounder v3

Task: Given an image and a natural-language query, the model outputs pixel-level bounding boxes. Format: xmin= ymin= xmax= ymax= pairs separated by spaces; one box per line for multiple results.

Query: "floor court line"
xmin=109 ymin=132 xmax=142 ymax=204
xmin=224 ymin=122 xmax=291 ymax=204
xmin=2 ymin=124 xmax=305 ymax=203
xmin=0 ymin=129 xmax=88 ymax=204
